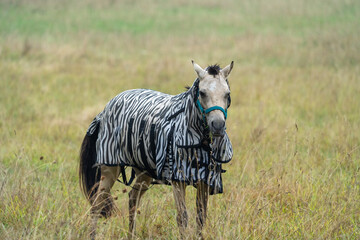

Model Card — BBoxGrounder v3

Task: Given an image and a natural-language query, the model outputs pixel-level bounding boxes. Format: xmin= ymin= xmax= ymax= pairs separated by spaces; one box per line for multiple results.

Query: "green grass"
xmin=1 ymin=0 xmax=360 ymax=239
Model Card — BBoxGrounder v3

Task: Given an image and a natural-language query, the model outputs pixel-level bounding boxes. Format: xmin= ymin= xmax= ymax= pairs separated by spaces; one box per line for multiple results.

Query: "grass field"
xmin=1 ymin=0 xmax=359 ymax=239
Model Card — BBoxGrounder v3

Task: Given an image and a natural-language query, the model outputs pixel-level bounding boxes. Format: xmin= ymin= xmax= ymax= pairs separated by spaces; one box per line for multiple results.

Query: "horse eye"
xmin=199 ymin=91 xmax=206 ymax=98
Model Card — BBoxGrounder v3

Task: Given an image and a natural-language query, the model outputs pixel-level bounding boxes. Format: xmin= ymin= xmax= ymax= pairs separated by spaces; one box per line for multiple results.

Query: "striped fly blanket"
xmin=86 ymin=79 xmax=233 ymax=194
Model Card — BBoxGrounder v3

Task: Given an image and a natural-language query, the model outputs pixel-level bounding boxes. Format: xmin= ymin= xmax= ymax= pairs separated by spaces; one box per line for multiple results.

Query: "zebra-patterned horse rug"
xmin=86 ymin=76 xmax=233 ymax=195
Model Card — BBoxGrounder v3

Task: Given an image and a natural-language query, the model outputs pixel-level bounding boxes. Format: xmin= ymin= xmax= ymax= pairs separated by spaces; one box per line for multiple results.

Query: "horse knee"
xmin=128 ymin=188 xmax=139 ymax=204
xmin=176 ymin=210 xmax=188 ymax=228
xmin=91 ymin=180 xmax=116 ymax=219
xmin=128 ymin=191 xmax=136 ymax=212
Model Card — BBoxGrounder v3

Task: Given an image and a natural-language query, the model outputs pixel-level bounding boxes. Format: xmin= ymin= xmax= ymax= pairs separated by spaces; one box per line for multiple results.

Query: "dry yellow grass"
xmin=0 ymin=0 xmax=359 ymax=239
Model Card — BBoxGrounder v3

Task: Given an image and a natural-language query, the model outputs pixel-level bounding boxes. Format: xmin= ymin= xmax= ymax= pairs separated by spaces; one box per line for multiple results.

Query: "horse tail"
xmin=79 ymin=122 xmax=100 ymax=204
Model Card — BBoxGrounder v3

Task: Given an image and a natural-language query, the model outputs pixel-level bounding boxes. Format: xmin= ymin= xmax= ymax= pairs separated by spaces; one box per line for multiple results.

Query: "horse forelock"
xmin=206 ymin=64 xmax=221 ymax=77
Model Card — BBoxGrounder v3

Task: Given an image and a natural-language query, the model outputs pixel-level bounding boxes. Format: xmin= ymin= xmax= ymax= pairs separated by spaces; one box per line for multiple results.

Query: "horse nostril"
xmin=211 ymin=120 xmax=225 ymax=131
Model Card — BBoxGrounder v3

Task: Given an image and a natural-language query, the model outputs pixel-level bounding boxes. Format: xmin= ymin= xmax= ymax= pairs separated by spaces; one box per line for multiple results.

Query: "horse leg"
xmin=196 ymin=181 xmax=209 ymax=239
xmin=90 ymin=165 xmax=120 ymax=240
xmin=172 ymin=181 xmax=188 ymax=238
xmin=128 ymin=171 xmax=152 ymax=239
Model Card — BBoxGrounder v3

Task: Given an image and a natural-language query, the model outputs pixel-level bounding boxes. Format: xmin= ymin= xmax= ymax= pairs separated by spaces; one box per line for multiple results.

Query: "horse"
xmin=79 ymin=61 xmax=234 ymax=239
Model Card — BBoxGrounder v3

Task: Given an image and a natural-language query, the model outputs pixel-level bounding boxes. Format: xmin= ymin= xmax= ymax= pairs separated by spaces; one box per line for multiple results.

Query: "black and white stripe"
xmin=86 ymin=79 xmax=233 ymax=194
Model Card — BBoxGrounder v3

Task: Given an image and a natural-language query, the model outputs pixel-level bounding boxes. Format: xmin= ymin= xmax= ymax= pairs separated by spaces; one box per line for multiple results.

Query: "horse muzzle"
xmin=210 ymin=119 xmax=226 ymax=137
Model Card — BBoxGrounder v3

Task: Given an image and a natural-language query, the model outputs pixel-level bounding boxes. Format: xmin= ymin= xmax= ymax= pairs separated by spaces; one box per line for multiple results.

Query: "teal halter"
xmin=196 ymin=89 xmax=228 ymax=123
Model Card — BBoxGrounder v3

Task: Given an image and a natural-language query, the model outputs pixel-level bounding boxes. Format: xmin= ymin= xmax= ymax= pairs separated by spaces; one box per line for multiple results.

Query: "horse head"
xmin=192 ymin=60 xmax=234 ymax=137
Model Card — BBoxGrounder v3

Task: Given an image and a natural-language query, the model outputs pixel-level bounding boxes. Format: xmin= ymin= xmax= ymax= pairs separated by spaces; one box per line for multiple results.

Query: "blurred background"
xmin=0 ymin=0 xmax=359 ymax=239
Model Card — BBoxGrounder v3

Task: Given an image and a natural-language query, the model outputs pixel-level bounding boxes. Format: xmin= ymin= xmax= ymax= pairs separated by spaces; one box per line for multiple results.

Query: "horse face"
xmin=193 ymin=61 xmax=233 ymax=137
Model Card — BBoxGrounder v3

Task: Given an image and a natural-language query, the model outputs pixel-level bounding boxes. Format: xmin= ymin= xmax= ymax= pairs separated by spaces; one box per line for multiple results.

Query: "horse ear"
xmin=191 ymin=60 xmax=206 ymax=79
xmin=221 ymin=61 xmax=234 ymax=78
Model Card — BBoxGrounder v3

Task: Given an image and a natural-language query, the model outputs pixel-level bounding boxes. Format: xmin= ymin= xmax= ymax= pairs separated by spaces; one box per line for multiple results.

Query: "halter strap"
xmin=204 ymin=106 xmax=227 ymax=119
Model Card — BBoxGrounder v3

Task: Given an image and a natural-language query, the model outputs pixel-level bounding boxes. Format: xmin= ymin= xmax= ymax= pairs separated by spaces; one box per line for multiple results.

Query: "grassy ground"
xmin=1 ymin=0 xmax=359 ymax=239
